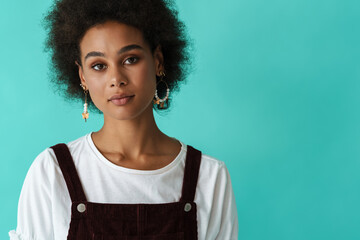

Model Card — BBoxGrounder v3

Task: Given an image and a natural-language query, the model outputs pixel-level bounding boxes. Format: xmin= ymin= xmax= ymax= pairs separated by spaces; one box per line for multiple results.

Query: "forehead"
xmin=79 ymin=21 xmax=149 ymax=56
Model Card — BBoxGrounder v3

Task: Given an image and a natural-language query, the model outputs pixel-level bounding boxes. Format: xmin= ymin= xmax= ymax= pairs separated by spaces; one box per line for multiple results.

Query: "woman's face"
xmin=77 ymin=21 xmax=163 ymax=121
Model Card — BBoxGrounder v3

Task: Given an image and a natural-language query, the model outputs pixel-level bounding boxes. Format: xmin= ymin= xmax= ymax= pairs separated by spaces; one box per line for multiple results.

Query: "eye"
xmin=91 ymin=63 xmax=107 ymax=71
xmin=124 ymin=57 xmax=139 ymax=65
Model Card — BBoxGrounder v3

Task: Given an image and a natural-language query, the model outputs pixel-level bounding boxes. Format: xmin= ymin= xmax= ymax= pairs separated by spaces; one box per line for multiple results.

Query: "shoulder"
xmin=46 ymin=133 xmax=89 ymax=164
xmin=182 ymin=143 xmax=228 ymax=174
xmin=65 ymin=133 xmax=89 ymax=151
xmin=198 ymin=150 xmax=228 ymax=176
xmin=28 ymin=147 xmax=57 ymax=176
xmin=27 ymin=133 xmax=89 ymax=177
xmin=188 ymin=146 xmax=231 ymax=187
xmin=200 ymin=152 xmax=225 ymax=168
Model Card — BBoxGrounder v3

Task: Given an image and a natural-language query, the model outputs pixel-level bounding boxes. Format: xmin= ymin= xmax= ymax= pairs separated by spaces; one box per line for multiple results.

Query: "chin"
xmin=105 ymin=106 xmax=152 ymax=122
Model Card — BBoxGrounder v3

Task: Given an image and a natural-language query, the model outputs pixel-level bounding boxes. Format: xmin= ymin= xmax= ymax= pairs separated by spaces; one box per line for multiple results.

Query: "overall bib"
xmin=50 ymin=143 xmax=201 ymax=240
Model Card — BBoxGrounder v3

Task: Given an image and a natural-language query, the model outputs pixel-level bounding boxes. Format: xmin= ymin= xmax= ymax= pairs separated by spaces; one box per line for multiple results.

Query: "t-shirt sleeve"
xmin=9 ymin=149 xmax=55 ymax=240
xmin=215 ymin=162 xmax=239 ymax=240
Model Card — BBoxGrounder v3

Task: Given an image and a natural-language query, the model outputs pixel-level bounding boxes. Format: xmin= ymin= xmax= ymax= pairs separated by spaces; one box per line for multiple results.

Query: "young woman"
xmin=9 ymin=0 xmax=238 ymax=239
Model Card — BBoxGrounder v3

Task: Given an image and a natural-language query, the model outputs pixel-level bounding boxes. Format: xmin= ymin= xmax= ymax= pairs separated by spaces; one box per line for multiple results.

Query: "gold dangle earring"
xmin=80 ymin=83 xmax=89 ymax=122
xmin=153 ymin=71 xmax=169 ymax=109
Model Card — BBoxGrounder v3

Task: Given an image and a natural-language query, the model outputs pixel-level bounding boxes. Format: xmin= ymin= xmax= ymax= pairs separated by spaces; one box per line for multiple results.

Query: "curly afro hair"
xmin=43 ymin=0 xmax=191 ymax=113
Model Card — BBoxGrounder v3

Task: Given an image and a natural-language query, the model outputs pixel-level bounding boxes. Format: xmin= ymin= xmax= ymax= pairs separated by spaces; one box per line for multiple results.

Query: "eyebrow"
xmin=84 ymin=44 xmax=144 ymax=61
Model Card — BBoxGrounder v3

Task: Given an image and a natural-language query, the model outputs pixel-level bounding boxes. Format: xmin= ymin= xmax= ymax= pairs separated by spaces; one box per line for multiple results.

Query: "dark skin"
xmin=76 ymin=21 xmax=181 ymax=170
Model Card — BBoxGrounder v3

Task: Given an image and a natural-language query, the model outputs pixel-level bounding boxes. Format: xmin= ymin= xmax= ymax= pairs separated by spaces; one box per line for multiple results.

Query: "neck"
xmin=92 ymin=105 xmax=166 ymax=160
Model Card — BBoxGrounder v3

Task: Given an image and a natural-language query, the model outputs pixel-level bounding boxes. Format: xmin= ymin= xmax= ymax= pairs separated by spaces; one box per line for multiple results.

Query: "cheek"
xmin=144 ymin=73 xmax=157 ymax=99
xmin=84 ymin=75 xmax=107 ymax=104
xmin=83 ymin=69 xmax=105 ymax=89
xmin=135 ymin=64 xmax=157 ymax=94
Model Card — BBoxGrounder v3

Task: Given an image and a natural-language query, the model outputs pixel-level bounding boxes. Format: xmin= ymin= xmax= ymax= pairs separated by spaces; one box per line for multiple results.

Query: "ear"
xmin=75 ymin=61 xmax=87 ymax=89
xmin=153 ymin=45 xmax=164 ymax=76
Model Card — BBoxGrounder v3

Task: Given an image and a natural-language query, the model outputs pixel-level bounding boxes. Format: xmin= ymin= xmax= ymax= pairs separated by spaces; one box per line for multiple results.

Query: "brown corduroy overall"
xmin=50 ymin=143 xmax=202 ymax=240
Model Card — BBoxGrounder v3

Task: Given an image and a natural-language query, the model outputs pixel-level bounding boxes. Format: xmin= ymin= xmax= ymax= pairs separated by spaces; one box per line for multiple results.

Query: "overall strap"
xmin=180 ymin=145 xmax=202 ymax=202
xmin=50 ymin=143 xmax=87 ymax=202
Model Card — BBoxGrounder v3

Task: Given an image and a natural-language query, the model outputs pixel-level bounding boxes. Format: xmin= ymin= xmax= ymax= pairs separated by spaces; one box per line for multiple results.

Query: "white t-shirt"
xmin=9 ymin=132 xmax=238 ymax=240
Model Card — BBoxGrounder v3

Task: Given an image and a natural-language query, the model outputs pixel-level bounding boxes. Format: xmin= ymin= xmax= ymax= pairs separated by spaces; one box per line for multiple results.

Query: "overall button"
xmin=184 ymin=203 xmax=192 ymax=212
xmin=77 ymin=203 xmax=86 ymax=213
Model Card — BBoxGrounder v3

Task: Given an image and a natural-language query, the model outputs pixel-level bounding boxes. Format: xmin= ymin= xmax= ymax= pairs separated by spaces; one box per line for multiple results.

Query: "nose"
xmin=109 ymin=66 xmax=128 ymax=87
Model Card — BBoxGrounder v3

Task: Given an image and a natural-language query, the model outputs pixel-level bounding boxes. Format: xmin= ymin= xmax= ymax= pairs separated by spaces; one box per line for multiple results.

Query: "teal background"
xmin=1 ymin=0 xmax=360 ymax=239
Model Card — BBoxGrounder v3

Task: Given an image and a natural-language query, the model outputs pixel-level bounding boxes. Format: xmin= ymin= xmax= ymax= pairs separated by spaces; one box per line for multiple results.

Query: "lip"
xmin=108 ymin=94 xmax=135 ymax=101
xmin=108 ymin=94 xmax=135 ymax=106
